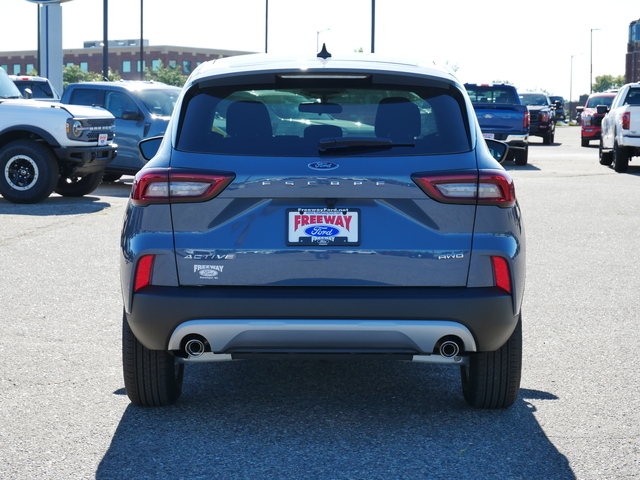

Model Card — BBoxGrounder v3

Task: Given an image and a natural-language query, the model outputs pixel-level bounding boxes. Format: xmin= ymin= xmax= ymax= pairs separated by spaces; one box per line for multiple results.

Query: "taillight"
xmin=622 ymin=112 xmax=630 ymax=130
xmin=134 ymin=255 xmax=155 ymax=292
xmin=523 ymin=111 xmax=530 ymax=129
xmin=412 ymin=170 xmax=516 ymax=208
xmin=491 ymin=256 xmax=512 ymax=294
xmin=131 ymin=168 xmax=235 ymax=206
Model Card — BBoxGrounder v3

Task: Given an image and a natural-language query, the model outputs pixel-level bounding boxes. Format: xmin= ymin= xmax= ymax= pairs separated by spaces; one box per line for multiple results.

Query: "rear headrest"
xmin=226 ymin=101 xmax=273 ymax=138
xmin=375 ymin=97 xmax=421 ymax=142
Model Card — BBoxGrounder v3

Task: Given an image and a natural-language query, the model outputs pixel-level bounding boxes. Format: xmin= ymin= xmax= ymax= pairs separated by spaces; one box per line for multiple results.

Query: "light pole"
xmin=103 ymin=0 xmax=108 ymax=80
xmin=265 ymin=0 xmax=268 ymax=53
xmin=371 ymin=0 xmax=375 ymax=53
xmin=590 ymin=28 xmax=601 ymax=94
xmin=140 ymin=0 xmax=143 ymax=80
xmin=316 ymin=28 xmax=330 ymax=52
xmin=570 ymin=53 xmax=582 ymax=122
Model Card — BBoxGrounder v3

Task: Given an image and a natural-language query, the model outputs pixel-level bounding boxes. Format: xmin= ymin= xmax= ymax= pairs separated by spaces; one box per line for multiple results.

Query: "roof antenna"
xmin=317 ymin=43 xmax=332 ymax=59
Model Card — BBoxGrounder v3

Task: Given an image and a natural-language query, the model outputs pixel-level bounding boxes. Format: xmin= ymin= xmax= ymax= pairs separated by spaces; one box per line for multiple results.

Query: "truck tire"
xmin=123 ymin=312 xmax=184 ymax=406
xmin=514 ymin=146 xmax=528 ymax=166
xmin=612 ymin=141 xmax=629 ymax=172
xmin=55 ymin=170 xmax=104 ymax=197
xmin=460 ymin=315 xmax=522 ymax=409
xmin=599 ymin=139 xmax=613 ymax=165
xmin=581 ymin=137 xmax=590 ymax=147
xmin=0 ymin=139 xmax=59 ymax=204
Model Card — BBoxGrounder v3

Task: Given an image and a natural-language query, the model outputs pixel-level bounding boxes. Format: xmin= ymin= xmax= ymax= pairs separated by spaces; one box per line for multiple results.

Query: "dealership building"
xmin=0 ymin=39 xmax=253 ymax=80
xmin=627 ymin=18 xmax=640 ymax=83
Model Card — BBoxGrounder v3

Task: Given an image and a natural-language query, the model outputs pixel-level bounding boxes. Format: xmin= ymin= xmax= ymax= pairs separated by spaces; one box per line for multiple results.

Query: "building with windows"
xmin=0 ymin=39 xmax=253 ymax=80
xmin=626 ymin=19 xmax=640 ymax=83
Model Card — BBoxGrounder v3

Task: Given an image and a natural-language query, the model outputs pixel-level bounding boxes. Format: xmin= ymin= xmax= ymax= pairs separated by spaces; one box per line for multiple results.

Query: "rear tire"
xmin=122 ymin=312 xmax=184 ymax=406
xmin=581 ymin=137 xmax=589 ymax=147
xmin=612 ymin=141 xmax=629 ymax=172
xmin=0 ymin=139 xmax=58 ymax=203
xmin=514 ymin=146 xmax=528 ymax=166
xmin=461 ymin=315 xmax=522 ymax=409
xmin=599 ymin=139 xmax=613 ymax=165
xmin=55 ymin=170 xmax=104 ymax=197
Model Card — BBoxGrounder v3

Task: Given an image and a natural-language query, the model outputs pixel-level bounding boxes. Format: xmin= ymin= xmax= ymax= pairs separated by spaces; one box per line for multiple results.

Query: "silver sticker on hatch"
xmin=194 ymin=264 xmax=224 ymax=279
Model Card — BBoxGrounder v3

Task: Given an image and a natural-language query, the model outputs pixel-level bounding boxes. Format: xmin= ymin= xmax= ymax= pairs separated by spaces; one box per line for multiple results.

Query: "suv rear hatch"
xmin=166 ymin=71 xmax=478 ymax=287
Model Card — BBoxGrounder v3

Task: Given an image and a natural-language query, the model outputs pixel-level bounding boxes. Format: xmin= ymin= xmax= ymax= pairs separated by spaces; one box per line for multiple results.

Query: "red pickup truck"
xmin=578 ymin=91 xmax=617 ymax=147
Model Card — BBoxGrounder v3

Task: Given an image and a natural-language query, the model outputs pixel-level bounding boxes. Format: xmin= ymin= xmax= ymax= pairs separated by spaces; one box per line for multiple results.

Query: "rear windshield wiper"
xmin=319 ymin=137 xmax=415 ymax=154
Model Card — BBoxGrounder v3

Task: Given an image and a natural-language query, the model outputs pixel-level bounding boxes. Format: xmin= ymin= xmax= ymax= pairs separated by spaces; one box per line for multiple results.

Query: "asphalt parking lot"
xmin=0 ymin=126 xmax=639 ymax=479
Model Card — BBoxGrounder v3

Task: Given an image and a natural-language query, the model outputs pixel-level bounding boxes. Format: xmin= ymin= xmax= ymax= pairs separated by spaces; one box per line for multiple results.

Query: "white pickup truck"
xmin=599 ymin=82 xmax=640 ymax=172
xmin=0 ymin=68 xmax=117 ymax=203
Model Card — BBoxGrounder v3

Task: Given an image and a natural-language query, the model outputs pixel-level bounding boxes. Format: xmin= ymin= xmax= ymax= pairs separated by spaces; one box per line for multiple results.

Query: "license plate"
xmin=98 ymin=133 xmax=108 ymax=146
xmin=482 ymin=133 xmax=495 ymax=139
xmin=287 ymin=208 xmax=360 ymax=246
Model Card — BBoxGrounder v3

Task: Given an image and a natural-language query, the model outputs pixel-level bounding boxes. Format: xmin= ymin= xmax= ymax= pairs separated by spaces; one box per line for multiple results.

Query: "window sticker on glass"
xmin=287 ymin=208 xmax=360 ymax=246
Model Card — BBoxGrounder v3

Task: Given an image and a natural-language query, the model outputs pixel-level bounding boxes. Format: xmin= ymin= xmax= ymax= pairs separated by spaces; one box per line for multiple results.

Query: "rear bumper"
xmin=620 ymin=135 xmax=640 ymax=148
xmin=127 ymin=285 xmax=519 ymax=353
xmin=504 ymin=134 xmax=528 ymax=150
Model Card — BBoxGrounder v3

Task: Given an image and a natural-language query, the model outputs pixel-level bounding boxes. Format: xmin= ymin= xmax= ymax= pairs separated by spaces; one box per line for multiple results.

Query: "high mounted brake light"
xmin=412 ymin=170 xmax=516 ymax=208
xmin=131 ymin=168 xmax=235 ymax=206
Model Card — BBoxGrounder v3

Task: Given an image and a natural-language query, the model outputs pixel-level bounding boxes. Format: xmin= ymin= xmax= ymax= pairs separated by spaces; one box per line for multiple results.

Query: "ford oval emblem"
xmin=482 ymin=114 xmax=495 ymax=119
xmin=199 ymin=269 xmax=219 ymax=277
xmin=305 ymin=226 xmax=340 ymax=237
xmin=308 ymin=161 xmax=339 ymax=171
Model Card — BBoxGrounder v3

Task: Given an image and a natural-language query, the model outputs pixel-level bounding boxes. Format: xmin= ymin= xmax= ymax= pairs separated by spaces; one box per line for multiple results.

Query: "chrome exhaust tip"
xmin=439 ymin=340 xmax=460 ymax=358
xmin=184 ymin=338 xmax=206 ymax=357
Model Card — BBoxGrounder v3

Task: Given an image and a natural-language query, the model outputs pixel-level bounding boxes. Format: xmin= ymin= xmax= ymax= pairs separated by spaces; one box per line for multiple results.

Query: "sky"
xmin=1 ymin=0 xmax=638 ymax=101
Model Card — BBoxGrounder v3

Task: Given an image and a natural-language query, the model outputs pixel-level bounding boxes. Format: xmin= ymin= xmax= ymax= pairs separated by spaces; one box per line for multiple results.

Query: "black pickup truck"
xmin=519 ymin=92 xmax=556 ymax=145
xmin=465 ymin=84 xmax=530 ymax=165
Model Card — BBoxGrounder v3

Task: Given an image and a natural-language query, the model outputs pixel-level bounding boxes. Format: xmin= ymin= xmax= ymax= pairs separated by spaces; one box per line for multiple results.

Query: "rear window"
xmin=14 ymin=80 xmax=59 ymax=100
xmin=623 ymin=88 xmax=640 ymax=106
xmin=465 ymin=86 xmax=518 ymax=104
xmin=176 ymin=78 xmax=471 ymax=157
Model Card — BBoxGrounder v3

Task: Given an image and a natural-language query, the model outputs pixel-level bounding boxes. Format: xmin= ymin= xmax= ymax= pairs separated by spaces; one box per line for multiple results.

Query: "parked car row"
xmin=464 ymin=84 xmax=563 ymax=166
xmin=0 ymin=72 xmax=181 ymax=203
xmin=0 ymin=68 xmax=117 ymax=203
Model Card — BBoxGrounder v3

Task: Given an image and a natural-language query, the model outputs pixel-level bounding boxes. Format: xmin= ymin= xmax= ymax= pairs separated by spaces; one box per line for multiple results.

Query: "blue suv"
xmin=120 ymin=52 xmax=526 ymax=408
xmin=61 ymin=81 xmax=181 ymax=181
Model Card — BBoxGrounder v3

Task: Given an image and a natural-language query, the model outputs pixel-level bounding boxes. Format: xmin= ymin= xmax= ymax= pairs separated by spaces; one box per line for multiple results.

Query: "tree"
xmin=62 ymin=65 xmax=120 ymax=88
xmin=592 ymin=75 xmax=625 ymax=93
xmin=445 ymin=61 xmax=459 ymax=73
xmin=145 ymin=61 xmax=186 ymax=87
